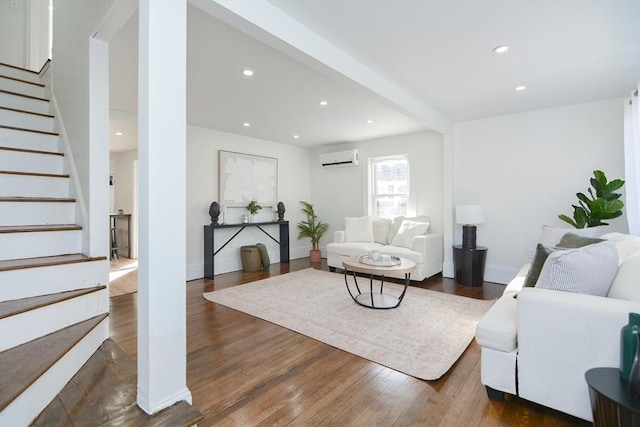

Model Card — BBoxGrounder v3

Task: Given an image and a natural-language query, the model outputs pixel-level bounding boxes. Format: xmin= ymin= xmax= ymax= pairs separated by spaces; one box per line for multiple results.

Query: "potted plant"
xmin=558 ymin=170 xmax=625 ymax=228
xmin=246 ymin=200 xmax=262 ymax=222
xmin=297 ymin=201 xmax=329 ymax=263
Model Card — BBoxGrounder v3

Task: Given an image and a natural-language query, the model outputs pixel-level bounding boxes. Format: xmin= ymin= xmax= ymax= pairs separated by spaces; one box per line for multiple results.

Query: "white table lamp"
xmin=456 ymin=204 xmax=485 ymax=249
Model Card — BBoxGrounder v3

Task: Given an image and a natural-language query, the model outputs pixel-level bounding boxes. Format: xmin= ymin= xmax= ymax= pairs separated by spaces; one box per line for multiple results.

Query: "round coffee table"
xmin=342 ymin=255 xmax=416 ymax=309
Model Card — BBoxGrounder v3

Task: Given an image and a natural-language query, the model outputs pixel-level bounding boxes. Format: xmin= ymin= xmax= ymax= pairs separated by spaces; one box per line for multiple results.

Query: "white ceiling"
xmin=108 ymin=0 xmax=640 ymax=153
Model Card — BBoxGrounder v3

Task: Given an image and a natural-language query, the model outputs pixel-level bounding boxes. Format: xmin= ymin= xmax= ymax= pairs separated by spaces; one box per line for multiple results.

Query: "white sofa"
xmin=475 ymin=228 xmax=640 ymax=421
xmin=326 ymin=215 xmax=443 ymax=281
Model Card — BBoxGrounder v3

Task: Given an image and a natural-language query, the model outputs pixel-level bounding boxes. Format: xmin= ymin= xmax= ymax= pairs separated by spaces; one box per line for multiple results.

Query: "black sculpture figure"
xmin=277 ymin=201 xmax=285 ymax=222
xmin=209 ymin=201 xmax=220 ymax=225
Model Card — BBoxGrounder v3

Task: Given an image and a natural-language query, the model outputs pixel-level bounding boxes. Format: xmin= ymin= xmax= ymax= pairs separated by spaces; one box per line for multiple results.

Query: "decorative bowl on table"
xmin=359 ymin=254 xmax=401 ymax=267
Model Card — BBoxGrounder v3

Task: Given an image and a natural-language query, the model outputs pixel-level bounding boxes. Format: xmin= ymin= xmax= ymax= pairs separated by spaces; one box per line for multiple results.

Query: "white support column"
xmin=88 ymin=37 xmax=110 ymax=261
xmin=137 ymin=0 xmax=191 ymax=414
xmin=442 ymin=131 xmax=455 ymax=278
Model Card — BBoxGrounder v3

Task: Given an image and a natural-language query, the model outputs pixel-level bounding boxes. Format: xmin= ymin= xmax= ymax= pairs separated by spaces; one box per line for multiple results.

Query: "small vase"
xmin=629 ymin=336 xmax=640 ymax=397
xmin=620 ymin=312 xmax=640 ymax=381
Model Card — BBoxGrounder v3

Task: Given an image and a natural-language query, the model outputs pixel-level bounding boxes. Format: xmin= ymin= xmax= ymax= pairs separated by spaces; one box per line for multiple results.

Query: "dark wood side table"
xmin=452 ymin=245 xmax=487 ymax=287
xmin=585 ymin=367 xmax=640 ymax=427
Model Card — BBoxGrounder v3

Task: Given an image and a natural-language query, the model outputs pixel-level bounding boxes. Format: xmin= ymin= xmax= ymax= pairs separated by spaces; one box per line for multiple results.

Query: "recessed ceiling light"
xmin=493 ymin=45 xmax=509 ymax=54
xmin=293 ymin=135 xmax=300 ymax=139
xmin=515 ymin=85 xmax=526 ymax=91
xmin=242 ymin=69 xmax=254 ymax=76
xmin=366 ymin=120 xmax=374 ymax=124
xmin=243 ymin=122 xmax=251 ymax=127
xmin=318 ymin=100 xmax=328 ymax=107
xmin=114 ymin=132 xmax=123 ymax=136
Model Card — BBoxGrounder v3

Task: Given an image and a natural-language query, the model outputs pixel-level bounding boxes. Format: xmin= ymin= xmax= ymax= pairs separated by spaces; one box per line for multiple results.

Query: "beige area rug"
xmin=203 ymin=268 xmax=496 ymax=380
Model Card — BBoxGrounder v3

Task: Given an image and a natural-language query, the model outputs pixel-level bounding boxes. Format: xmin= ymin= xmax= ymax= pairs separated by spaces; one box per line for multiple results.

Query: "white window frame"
xmin=369 ymin=155 xmax=410 ymax=219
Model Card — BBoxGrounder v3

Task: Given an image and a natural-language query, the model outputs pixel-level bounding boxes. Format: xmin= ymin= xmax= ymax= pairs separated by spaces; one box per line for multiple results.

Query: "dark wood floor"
xmin=109 ymin=259 xmax=589 ymax=426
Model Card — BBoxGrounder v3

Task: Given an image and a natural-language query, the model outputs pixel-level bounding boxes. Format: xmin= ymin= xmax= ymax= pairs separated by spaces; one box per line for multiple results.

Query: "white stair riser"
xmin=0 ymin=318 xmax=108 ymax=427
xmin=0 ymin=174 xmax=69 ymax=198
xmin=0 ymin=201 xmax=75 ymax=227
xmin=0 ymin=77 xmax=45 ymax=98
xmin=0 ymin=289 xmax=108 ymax=352
xmin=0 ymin=150 xmax=63 ymax=175
xmin=0 ymin=259 xmax=106 ymax=300
xmin=0 ymin=65 xmax=41 ymax=84
xmin=1 ymin=109 xmax=54 ymax=132
xmin=0 ymin=229 xmax=81 ymax=260
xmin=0 ymin=127 xmax=59 ymax=151
xmin=0 ymin=91 xmax=49 ymax=115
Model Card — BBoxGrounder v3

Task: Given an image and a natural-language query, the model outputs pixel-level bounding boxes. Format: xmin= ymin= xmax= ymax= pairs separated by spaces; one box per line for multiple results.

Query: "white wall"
xmin=111 ymin=149 xmax=137 ymax=215
xmin=0 ymin=0 xmax=28 ymax=68
xmin=28 ymin=0 xmax=51 ymax=70
xmin=311 ymin=130 xmax=444 ymax=253
xmin=53 ymin=0 xmax=114 ymax=256
xmin=453 ymin=98 xmax=627 ymax=284
xmin=186 ymin=125 xmax=312 ymax=280
xmin=52 ymin=0 xmax=113 ymax=211
xmin=0 ymin=0 xmax=50 ymax=70
xmin=110 ymin=149 xmax=137 ymax=258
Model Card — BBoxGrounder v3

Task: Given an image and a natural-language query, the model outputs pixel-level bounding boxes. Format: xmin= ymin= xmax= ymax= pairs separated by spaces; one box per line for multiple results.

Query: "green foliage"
xmin=559 ymin=170 xmax=625 ymax=228
xmin=297 ymin=201 xmax=329 ymax=251
xmin=246 ymin=200 xmax=262 ymax=215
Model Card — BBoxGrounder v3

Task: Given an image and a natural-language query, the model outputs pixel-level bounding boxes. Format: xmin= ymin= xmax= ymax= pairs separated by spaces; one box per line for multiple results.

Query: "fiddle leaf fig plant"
xmin=558 ymin=170 xmax=625 ymax=228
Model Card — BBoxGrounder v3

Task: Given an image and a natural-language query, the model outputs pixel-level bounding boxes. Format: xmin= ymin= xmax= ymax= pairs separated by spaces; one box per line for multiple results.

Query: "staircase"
xmin=0 ymin=62 xmax=109 ymax=425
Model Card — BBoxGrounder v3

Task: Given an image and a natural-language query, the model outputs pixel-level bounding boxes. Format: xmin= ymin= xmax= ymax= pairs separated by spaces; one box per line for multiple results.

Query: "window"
xmin=371 ymin=156 xmax=409 ymax=218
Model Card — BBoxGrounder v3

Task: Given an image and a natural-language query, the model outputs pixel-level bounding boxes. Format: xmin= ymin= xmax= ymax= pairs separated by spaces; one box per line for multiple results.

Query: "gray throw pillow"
xmin=557 ymin=233 xmax=604 ymax=249
xmin=536 ymin=241 xmax=618 ymax=296
xmin=524 ymin=244 xmax=560 ymax=287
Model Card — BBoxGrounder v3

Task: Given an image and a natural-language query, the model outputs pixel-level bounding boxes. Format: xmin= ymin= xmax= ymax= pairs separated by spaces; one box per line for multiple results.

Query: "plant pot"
xmin=309 ymin=249 xmax=321 ymax=263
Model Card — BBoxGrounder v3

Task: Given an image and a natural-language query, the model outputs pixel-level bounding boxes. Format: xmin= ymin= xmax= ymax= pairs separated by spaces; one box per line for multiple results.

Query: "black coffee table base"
xmin=343 ymin=270 xmax=410 ymax=309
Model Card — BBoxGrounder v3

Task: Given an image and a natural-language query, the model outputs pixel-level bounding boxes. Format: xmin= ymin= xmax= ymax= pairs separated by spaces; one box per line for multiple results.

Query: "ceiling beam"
xmin=93 ymin=0 xmax=138 ymax=42
xmin=189 ymin=0 xmax=453 ymax=134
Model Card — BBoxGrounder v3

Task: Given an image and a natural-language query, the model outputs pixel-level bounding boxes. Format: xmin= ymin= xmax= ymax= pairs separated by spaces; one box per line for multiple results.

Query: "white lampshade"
xmin=220 ymin=204 xmax=227 ymax=213
xmin=272 ymin=204 xmax=279 ymax=212
xmin=456 ymin=204 xmax=485 ymax=225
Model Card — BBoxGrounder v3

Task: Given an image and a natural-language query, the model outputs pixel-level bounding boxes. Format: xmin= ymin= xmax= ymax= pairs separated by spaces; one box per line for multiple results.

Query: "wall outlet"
xmin=527 ymin=247 xmax=536 ymax=259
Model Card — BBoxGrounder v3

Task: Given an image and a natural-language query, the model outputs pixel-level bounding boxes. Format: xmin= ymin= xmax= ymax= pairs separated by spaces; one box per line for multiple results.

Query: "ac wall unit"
xmin=319 ymin=149 xmax=360 ymax=168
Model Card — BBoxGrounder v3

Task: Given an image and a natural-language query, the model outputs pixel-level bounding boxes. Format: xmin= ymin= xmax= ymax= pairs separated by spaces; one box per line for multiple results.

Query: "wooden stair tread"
xmin=0 ymin=170 xmax=69 ymax=178
xmin=0 ymin=224 xmax=81 ymax=233
xmin=0 ymin=74 xmax=45 ymax=88
xmin=0 ymin=89 xmax=48 ymax=102
xmin=0 ymin=286 xmax=106 ymax=319
xmin=0 ymin=124 xmax=58 ymax=136
xmin=32 ymin=339 xmax=204 ymax=427
xmin=0 ymin=313 xmax=108 ymax=412
xmin=0 ymin=106 xmax=53 ymax=117
xmin=0 ymin=196 xmax=75 ymax=203
xmin=0 ymin=253 xmax=105 ymax=272
xmin=0 ymin=146 xmax=63 ymax=156
xmin=0 ymin=62 xmax=40 ymax=75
